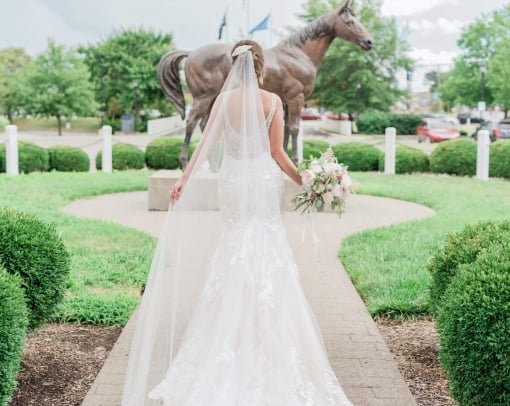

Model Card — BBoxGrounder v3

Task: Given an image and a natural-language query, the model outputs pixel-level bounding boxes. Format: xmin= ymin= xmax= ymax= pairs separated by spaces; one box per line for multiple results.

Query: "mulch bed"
xmin=9 ymin=320 xmax=454 ymax=405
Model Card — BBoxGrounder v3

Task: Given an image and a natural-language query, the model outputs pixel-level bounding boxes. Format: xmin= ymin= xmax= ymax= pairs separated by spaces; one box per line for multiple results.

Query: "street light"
xmin=479 ymin=61 xmax=486 ymax=103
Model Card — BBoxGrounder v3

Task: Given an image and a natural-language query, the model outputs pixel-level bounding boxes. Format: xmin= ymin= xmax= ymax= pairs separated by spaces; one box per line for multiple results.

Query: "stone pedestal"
xmin=148 ymin=170 xmax=301 ymax=211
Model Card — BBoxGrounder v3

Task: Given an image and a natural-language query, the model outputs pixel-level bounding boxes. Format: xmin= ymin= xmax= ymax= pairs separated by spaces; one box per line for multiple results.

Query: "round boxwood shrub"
xmin=145 ymin=137 xmax=186 ymax=169
xmin=96 ymin=143 xmax=145 ymax=171
xmin=332 ymin=142 xmax=382 ymax=171
xmin=0 ymin=208 xmax=71 ymax=329
xmin=437 ymin=250 xmax=510 ymax=405
xmin=378 ymin=145 xmax=429 ymax=174
xmin=302 ymin=139 xmax=331 ymax=159
xmin=48 ymin=145 xmax=90 ymax=172
xmin=429 ymin=138 xmax=476 ymax=176
xmin=0 ymin=141 xmax=49 ymax=173
xmin=428 ymin=220 xmax=510 ymax=313
xmin=489 ymin=141 xmax=510 ymax=179
xmin=0 ymin=268 xmax=29 ymax=406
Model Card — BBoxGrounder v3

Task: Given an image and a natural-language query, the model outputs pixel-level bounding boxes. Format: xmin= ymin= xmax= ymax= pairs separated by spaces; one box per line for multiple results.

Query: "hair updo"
xmin=231 ymin=39 xmax=264 ymax=80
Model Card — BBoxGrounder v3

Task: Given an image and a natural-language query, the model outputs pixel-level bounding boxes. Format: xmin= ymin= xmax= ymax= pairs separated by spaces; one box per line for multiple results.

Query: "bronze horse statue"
xmin=158 ymin=0 xmax=373 ymax=167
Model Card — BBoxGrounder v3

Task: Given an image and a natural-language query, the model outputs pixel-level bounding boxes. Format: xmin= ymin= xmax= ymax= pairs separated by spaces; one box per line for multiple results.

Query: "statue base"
xmin=148 ymin=170 xmax=301 ymax=211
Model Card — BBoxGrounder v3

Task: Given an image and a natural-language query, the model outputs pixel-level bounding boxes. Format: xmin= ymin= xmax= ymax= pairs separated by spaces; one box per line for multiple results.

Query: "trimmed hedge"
xmin=0 ymin=141 xmax=49 ymax=173
xmin=378 ymin=145 xmax=429 ymax=174
xmin=332 ymin=142 xmax=382 ymax=171
xmin=302 ymin=139 xmax=332 ymax=159
xmin=429 ymin=138 xmax=477 ymax=176
xmin=357 ymin=110 xmax=423 ymax=135
xmin=145 ymin=137 xmax=186 ymax=169
xmin=0 ymin=208 xmax=71 ymax=329
xmin=48 ymin=145 xmax=90 ymax=172
xmin=0 ymin=268 xmax=29 ymax=406
xmin=489 ymin=141 xmax=510 ymax=179
xmin=437 ymin=248 xmax=510 ymax=405
xmin=96 ymin=143 xmax=145 ymax=171
xmin=428 ymin=220 xmax=510 ymax=313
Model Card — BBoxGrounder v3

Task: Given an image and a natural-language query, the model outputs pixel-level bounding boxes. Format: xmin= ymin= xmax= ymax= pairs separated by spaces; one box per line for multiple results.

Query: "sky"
xmin=1 ymin=0 xmax=509 ymax=91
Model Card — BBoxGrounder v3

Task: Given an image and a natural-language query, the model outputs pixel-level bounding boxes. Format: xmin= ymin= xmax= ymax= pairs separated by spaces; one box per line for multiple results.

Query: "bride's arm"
xmin=269 ymin=97 xmax=302 ymax=186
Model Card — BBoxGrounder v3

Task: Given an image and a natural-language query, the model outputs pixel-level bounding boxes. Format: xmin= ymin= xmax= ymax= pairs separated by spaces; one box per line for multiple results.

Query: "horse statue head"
xmin=334 ymin=0 xmax=373 ymax=50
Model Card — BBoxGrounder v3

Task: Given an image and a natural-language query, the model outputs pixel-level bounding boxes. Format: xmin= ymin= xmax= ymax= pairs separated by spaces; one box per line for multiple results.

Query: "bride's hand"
xmin=170 ymin=179 xmax=185 ymax=204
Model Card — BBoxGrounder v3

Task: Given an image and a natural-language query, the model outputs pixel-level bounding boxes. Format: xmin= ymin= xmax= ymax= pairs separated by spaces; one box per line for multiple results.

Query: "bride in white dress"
xmin=121 ymin=40 xmax=352 ymax=405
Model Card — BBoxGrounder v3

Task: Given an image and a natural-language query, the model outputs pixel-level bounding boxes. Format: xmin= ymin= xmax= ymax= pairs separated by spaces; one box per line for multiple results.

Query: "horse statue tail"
xmin=158 ymin=50 xmax=189 ymax=120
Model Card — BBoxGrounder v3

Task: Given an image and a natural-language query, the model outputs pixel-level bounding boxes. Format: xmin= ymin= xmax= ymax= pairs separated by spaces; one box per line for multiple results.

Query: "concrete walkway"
xmin=63 ymin=192 xmax=435 ymax=406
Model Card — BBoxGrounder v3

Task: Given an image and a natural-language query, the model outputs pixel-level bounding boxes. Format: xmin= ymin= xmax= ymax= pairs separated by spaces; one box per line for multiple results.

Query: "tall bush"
xmin=0 ymin=208 xmax=70 ymax=329
xmin=332 ymin=142 xmax=382 ymax=171
xmin=437 ymin=248 xmax=510 ymax=405
xmin=0 ymin=268 xmax=29 ymax=406
xmin=429 ymin=138 xmax=476 ymax=176
xmin=428 ymin=220 xmax=510 ymax=313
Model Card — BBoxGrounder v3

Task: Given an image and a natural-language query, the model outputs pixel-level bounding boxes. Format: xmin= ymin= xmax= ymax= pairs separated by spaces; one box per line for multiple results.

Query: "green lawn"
xmin=341 ymin=172 xmax=510 ymax=318
xmin=1 ymin=170 xmax=508 ymax=325
xmin=0 ymin=171 xmax=155 ymax=325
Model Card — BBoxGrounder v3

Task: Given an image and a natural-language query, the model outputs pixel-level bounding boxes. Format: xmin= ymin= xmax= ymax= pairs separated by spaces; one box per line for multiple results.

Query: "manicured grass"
xmin=340 ymin=172 xmax=510 ymax=318
xmin=12 ymin=116 xmax=101 ymax=132
xmin=0 ymin=171 xmax=155 ymax=325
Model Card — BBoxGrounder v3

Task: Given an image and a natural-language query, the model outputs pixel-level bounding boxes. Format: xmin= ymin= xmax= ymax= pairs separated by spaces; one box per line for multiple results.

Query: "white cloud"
xmin=381 ymin=0 xmax=460 ymax=17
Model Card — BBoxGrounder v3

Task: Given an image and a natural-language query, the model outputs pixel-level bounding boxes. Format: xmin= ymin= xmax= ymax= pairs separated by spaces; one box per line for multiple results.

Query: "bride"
xmin=122 ymin=39 xmax=352 ymax=405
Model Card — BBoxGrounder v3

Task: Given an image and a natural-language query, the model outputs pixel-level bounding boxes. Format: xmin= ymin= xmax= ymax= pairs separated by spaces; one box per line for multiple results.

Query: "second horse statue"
xmin=158 ymin=0 xmax=374 ymax=168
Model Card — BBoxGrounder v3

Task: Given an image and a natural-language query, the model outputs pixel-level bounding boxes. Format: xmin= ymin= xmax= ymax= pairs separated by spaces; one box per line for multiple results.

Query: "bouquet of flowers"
xmin=291 ymin=146 xmax=354 ymax=217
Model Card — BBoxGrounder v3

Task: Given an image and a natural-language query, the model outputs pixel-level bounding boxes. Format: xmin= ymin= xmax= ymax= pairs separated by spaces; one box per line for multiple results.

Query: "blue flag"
xmin=249 ymin=14 xmax=270 ymax=35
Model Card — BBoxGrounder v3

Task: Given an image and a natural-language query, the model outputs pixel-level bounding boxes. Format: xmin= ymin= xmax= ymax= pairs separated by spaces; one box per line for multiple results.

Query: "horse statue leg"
xmin=286 ymin=99 xmax=304 ymax=165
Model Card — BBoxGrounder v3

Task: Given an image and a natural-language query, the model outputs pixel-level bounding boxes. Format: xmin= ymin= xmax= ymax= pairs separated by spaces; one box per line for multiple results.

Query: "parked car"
xmin=421 ymin=113 xmax=459 ymax=126
xmin=457 ymin=112 xmax=484 ymax=124
xmin=498 ymin=118 xmax=510 ymax=138
xmin=472 ymin=118 xmax=510 ymax=141
xmin=471 ymin=121 xmax=500 ymax=142
xmin=417 ymin=119 xmax=461 ymax=143
xmin=300 ymin=108 xmax=322 ymax=120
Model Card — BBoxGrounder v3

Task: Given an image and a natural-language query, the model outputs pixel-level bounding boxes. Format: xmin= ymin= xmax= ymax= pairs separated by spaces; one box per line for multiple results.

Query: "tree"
xmin=298 ymin=0 xmax=412 ymax=114
xmin=487 ymin=39 xmax=510 ymax=117
xmin=9 ymin=40 xmax=97 ymax=135
xmin=439 ymin=4 xmax=510 ymax=111
xmin=0 ymin=48 xmax=31 ymax=120
xmin=80 ymin=28 xmax=174 ymax=128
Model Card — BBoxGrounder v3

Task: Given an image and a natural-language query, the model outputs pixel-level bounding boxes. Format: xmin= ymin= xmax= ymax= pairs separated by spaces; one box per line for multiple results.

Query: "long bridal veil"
xmin=121 ymin=49 xmax=281 ymax=405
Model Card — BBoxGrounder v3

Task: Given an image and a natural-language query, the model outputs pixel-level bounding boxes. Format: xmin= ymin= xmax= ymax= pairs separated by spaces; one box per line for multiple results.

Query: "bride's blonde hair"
xmin=231 ymin=39 xmax=264 ymax=80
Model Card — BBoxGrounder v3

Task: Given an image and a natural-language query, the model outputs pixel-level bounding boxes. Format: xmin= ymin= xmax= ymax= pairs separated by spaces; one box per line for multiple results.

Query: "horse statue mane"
xmin=158 ymin=0 xmax=373 ymax=168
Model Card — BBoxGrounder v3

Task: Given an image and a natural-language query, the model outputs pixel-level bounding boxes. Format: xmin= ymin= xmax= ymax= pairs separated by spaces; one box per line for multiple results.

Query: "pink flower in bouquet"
xmin=301 ymin=169 xmax=315 ymax=185
xmin=331 ymin=184 xmax=343 ymax=198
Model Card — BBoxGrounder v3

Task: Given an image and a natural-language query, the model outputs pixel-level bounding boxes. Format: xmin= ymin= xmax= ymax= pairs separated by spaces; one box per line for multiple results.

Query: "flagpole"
xmin=269 ymin=9 xmax=272 ymax=46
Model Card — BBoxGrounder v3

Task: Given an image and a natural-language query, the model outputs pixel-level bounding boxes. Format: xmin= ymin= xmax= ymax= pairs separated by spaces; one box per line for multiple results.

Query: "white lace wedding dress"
xmin=147 ymin=95 xmax=352 ymax=405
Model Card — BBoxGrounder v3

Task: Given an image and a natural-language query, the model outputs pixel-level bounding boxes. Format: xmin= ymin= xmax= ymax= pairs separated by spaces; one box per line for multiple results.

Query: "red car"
xmin=300 ymin=108 xmax=322 ymax=120
xmin=417 ymin=119 xmax=461 ymax=143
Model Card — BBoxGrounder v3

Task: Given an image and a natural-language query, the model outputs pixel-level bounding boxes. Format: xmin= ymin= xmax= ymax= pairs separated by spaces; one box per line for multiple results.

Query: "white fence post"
xmin=384 ymin=127 xmax=396 ymax=175
xmin=476 ymin=129 xmax=490 ymax=181
xmin=102 ymin=125 xmax=112 ymax=173
xmin=5 ymin=125 xmax=19 ymax=176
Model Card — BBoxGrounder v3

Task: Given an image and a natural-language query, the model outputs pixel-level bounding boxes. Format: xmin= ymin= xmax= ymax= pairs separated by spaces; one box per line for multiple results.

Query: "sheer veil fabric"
xmin=121 ymin=49 xmax=352 ymax=405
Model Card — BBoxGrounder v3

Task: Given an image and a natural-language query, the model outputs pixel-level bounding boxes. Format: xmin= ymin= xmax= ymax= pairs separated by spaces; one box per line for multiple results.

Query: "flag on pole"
xmin=249 ymin=13 xmax=270 ymax=35
xmin=218 ymin=10 xmax=227 ymax=40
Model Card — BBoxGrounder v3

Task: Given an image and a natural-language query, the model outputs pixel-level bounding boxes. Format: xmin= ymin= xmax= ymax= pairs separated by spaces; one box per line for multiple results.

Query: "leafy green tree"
xmin=487 ymin=39 xmax=510 ymax=117
xmin=80 ymin=28 xmax=174 ymax=126
xmin=298 ymin=0 xmax=412 ymax=114
xmin=440 ymin=4 xmax=510 ymax=112
xmin=9 ymin=40 xmax=97 ymax=135
xmin=0 ymin=47 xmax=31 ymax=120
